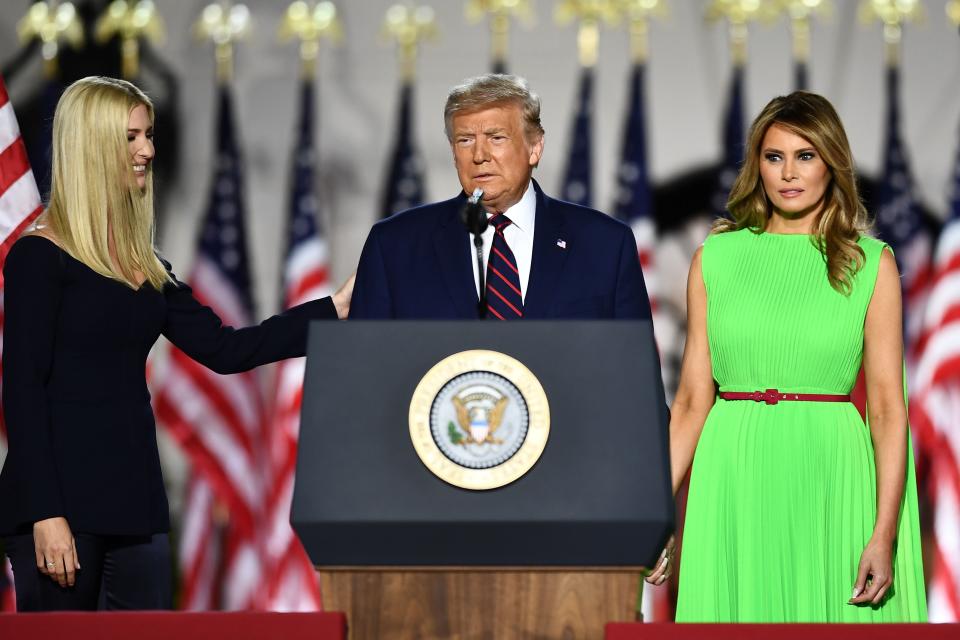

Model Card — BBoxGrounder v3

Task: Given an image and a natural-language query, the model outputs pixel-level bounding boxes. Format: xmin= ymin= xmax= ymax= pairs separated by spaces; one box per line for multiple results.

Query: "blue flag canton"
xmin=712 ymin=66 xmax=745 ymax=218
xmin=286 ymin=81 xmax=322 ymax=256
xmin=198 ymin=87 xmax=256 ymax=315
xmin=614 ymin=64 xmax=653 ymax=222
xmin=560 ymin=68 xmax=594 ymax=208
xmin=382 ymin=83 xmax=425 ymax=217
xmin=875 ymin=67 xmax=924 ymax=254
xmin=948 ymin=125 xmax=960 ymax=225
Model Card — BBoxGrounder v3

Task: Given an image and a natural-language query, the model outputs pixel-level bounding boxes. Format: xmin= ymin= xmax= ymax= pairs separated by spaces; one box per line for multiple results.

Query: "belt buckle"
xmin=751 ymin=389 xmax=780 ymax=405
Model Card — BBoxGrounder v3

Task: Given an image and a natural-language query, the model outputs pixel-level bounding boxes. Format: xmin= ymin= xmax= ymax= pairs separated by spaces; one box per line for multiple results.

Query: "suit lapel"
xmin=433 ymin=195 xmax=480 ymax=319
xmin=523 ymin=182 xmax=569 ymax=319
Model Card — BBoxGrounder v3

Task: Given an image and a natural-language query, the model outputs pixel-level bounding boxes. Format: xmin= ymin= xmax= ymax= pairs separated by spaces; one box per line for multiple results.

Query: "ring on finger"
xmin=45 ymin=561 xmax=56 ymax=568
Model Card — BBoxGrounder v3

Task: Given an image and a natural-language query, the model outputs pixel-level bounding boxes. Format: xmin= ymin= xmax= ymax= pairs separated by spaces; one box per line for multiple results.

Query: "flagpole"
xmin=465 ymin=0 xmax=535 ymax=73
xmin=858 ymin=0 xmax=923 ymax=68
xmin=779 ymin=0 xmax=830 ymax=91
xmin=279 ymin=0 xmax=342 ymax=81
xmin=94 ymin=0 xmax=166 ymax=80
xmin=706 ymin=1 xmax=767 ymax=219
xmin=380 ymin=4 xmax=433 ymax=218
xmin=383 ymin=3 xmax=437 ymax=84
xmin=16 ymin=1 xmax=84 ymax=79
xmin=194 ymin=0 xmax=252 ymax=86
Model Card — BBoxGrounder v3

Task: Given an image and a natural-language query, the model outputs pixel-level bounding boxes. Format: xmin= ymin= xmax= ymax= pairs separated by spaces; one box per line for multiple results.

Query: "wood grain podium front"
xmin=317 ymin=566 xmax=640 ymax=640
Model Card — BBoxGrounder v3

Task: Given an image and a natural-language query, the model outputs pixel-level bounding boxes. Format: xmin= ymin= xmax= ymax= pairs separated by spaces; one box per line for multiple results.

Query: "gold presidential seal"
xmin=408 ymin=350 xmax=550 ymax=490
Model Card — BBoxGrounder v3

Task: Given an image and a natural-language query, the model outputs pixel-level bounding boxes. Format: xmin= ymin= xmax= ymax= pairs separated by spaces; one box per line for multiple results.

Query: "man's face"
xmin=450 ymin=102 xmax=544 ymax=213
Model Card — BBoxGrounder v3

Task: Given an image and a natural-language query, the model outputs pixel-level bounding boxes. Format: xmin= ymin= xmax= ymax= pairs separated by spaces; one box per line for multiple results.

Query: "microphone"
xmin=461 ymin=188 xmax=488 ymax=319
xmin=461 ymin=187 xmax=488 ymax=235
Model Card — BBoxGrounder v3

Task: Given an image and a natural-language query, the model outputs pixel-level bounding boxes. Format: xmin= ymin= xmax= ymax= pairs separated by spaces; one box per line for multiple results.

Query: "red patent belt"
xmin=718 ymin=389 xmax=851 ymax=406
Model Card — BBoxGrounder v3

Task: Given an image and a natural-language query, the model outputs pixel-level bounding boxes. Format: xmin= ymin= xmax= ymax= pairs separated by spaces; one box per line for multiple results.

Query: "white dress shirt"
xmin=470 ymin=180 xmax=535 ymax=303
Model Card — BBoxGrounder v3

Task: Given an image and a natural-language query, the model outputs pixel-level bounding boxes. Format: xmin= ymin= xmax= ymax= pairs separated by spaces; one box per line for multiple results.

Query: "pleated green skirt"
xmin=676 ymin=399 xmax=926 ymax=621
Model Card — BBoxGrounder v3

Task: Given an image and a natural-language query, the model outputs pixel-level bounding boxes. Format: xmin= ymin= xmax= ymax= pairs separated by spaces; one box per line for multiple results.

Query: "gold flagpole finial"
xmin=17 ymin=1 xmax=84 ymax=78
xmin=858 ymin=0 xmax=923 ymax=66
xmin=279 ymin=1 xmax=342 ymax=80
xmin=776 ymin=0 xmax=830 ymax=66
xmin=465 ymin=0 xmax=536 ymax=70
xmin=945 ymin=0 xmax=960 ymax=26
xmin=616 ymin=0 xmax=668 ymax=65
xmin=194 ymin=1 xmax=252 ymax=84
xmin=95 ymin=0 xmax=165 ymax=80
xmin=383 ymin=4 xmax=438 ymax=82
xmin=706 ymin=0 xmax=778 ymax=67
xmin=555 ymin=1 xmax=621 ymax=68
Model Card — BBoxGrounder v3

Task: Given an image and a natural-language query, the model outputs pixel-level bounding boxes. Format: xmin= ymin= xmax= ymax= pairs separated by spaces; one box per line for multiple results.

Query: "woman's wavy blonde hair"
xmin=45 ymin=76 xmax=171 ymax=290
xmin=715 ymin=91 xmax=869 ymax=294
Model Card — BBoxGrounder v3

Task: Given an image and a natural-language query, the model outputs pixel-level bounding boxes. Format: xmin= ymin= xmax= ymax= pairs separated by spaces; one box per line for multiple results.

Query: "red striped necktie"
xmin=486 ymin=213 xmax=523 ymax=320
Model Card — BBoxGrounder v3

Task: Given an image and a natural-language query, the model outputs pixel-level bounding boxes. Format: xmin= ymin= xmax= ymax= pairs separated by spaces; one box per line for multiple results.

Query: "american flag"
xmin=264 ymin=79 xmax=329 ymax=611
xmin=0 ymin=73 xmax=43 ymax=613
xmin=874 ymin=65 xmax=934 ymax=365
xmin=712 ymin=65 xmax=745 ymax=218
xmin=559 ymin=67 xmax=594 ymax=207
xmin=612 ymin=62 xmax=673 ymax=622
xmin=153 ymin=86 xmax=268 ymax=610
xmin=380 ymin=82 xmax=425 ymax=218
xmin=912 ymin=116 xmax=960 ymax=622
xmin=613 ymin=63 xmax=657 ymax=315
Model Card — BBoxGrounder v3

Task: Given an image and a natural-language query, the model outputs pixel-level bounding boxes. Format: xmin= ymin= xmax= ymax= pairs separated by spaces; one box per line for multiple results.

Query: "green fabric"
xmin=675 ymin=229 xmax=927 ymax=622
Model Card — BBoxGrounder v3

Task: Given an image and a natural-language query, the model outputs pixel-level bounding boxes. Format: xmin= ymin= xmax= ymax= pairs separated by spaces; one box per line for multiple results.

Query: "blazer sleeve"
xmin=348 ymin=225 xmax=393 ymax=319
xmin=613 ymin=225 xmax=653 ymax=320
xmin=161 ymin=261 xmax=338 ymax=374
xmin=2 ymin=238 xmax=67 ymax=524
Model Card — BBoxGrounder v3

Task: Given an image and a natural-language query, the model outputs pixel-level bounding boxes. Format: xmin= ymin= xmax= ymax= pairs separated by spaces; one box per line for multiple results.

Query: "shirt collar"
xmin=491 ymin=180 xmax=535 ymax=233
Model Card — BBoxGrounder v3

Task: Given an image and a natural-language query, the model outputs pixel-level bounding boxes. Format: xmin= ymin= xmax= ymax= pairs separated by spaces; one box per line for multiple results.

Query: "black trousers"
xmin=4 ymin=532 xmax=172 ymax=611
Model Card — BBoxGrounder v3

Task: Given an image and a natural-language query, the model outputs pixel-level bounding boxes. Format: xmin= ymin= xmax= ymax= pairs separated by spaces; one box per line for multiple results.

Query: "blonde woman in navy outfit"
xmin=0 ymin=76 xmax=353 ymax=611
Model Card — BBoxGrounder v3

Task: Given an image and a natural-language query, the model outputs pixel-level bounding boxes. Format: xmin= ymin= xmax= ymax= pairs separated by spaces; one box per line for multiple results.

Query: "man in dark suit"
xmin=350 ymin=73 xmax=651 ymax=321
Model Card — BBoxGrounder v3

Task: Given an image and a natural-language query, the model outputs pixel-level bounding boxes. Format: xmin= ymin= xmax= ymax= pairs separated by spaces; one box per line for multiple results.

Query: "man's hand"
xmin=332 ymin=272 xmax=356 ymax=320
xmin=33 ymin=517 xmax=80 ymax=587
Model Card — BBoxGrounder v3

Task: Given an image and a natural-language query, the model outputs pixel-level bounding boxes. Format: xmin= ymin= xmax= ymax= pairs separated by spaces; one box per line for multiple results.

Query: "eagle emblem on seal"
xmin=452 ymin=393 xmax=508 ymax=445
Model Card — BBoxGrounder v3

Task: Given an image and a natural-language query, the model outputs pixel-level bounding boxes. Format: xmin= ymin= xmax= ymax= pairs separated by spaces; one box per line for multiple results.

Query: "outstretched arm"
xmin=161 ymin=263 xmax=338 ymax=374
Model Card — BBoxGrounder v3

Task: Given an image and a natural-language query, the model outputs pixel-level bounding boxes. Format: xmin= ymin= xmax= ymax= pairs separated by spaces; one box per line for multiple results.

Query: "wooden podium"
xmin=294 ymin=322 xmax=671 ymax=640
xmin=317 ymin=567 xmax=639 ymax=639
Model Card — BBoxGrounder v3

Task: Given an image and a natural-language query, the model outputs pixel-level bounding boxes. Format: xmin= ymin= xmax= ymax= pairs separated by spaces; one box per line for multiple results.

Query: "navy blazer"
xmin=0 ymin=236 xmax=337 ymax=536
xmin=351 ymin=181 xmax=652 ymax=320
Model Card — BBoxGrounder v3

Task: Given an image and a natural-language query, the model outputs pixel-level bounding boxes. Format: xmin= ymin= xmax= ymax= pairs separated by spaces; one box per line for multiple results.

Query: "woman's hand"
xmin=332 ymin=272 xmax=356 ymax=320
xmin=33 ymin=517 xmax=80 ymax=587
xmin=644 ymin=535 xmax=675 ymax=586
xmin=849 ymin=536 xmax=893 ymax=606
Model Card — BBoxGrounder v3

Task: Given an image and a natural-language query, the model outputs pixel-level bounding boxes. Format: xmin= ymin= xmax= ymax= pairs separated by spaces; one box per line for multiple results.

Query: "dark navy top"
xmin=0 ymin=235 xmax=337 ymax=535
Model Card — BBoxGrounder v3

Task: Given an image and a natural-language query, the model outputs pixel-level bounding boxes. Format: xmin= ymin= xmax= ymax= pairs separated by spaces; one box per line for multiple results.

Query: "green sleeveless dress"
xmin=675 ymin=229 xmax=927 ymax=622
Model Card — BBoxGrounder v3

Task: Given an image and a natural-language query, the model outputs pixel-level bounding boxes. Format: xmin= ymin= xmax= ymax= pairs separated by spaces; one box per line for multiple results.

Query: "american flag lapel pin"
xmin=556 ymin=239 xmax=567 ymax=249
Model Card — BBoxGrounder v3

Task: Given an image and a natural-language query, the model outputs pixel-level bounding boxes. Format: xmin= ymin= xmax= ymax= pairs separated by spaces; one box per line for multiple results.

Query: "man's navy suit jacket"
xmin=349 ymin=181 xmax=652 ymax=320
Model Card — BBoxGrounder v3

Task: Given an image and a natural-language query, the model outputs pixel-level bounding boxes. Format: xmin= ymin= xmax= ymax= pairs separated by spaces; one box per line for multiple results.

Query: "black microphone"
xmin=461 ymin=187 xmax=488 ymax=235
xmin=461 ymin=188 xmax=488 ymax=318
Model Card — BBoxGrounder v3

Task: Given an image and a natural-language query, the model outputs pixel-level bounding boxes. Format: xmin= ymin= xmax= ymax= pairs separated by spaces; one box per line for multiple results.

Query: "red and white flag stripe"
xmin=154 ymin=253 xmax=269 ymax=610
xmin=265 ymin=236 xmax=329 ymax=611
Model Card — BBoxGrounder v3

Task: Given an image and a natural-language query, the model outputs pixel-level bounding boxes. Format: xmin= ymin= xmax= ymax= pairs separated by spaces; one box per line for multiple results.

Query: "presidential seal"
xmin=409 ymin=350 xmax=550 ymax=490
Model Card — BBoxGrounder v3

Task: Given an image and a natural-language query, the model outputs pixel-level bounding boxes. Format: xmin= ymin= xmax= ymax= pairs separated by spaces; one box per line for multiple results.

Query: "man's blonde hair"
xmin=444 ymin=73 xmax=545 ymax=143
xmin=46 ymin=76 xmax=171 ymax=290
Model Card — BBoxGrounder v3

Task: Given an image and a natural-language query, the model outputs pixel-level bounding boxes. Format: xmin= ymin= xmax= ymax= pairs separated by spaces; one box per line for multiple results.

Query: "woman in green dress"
xmin=645 ymin=91 xmax=927 ymax=621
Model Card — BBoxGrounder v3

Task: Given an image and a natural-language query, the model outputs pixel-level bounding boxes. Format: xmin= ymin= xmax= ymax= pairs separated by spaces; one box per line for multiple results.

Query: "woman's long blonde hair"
xmin=716 ymin=91 xmax=869 ymax=294
xmin=45 ymin=76 xmax=171 ymax=290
